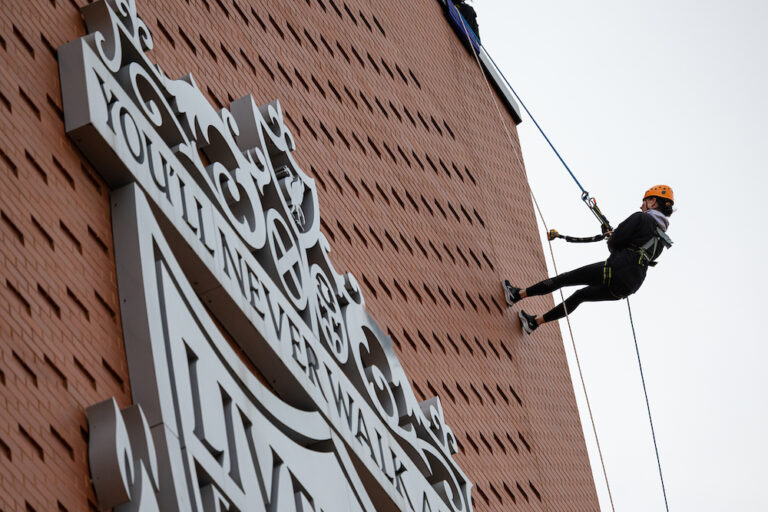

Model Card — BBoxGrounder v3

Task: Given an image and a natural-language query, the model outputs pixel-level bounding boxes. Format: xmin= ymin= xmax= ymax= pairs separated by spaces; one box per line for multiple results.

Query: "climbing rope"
xmin=453 ymin=12 xmax=616 ymax=512
xmin=454 ymin=8 xmax=671 ymax=511
xmin=627 ymin=299 xmax=671 ymax=512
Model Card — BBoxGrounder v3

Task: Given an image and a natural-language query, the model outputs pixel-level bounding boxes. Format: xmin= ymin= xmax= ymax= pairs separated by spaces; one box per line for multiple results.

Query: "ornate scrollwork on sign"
xmin=59 ymin=1 xmax=472 ymax=511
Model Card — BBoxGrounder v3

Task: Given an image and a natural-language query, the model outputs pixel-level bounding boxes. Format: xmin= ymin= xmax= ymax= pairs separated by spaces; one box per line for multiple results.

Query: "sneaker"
xmin=518 ymin=310 xmax=539 ymax=334
xmin=502 ymin=280 xmax=522 ymax=306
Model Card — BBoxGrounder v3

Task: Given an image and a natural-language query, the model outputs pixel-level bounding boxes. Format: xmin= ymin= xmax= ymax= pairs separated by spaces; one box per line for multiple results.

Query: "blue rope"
xmin=627 ymin=299 xmax=670 ymax=512
xmin=483 ymin=50 xmax=587 ymax=195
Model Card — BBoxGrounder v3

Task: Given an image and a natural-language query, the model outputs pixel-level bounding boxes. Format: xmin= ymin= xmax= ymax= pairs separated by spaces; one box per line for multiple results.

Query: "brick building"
xmin=0 ymin=0 xmax=599 ymax=511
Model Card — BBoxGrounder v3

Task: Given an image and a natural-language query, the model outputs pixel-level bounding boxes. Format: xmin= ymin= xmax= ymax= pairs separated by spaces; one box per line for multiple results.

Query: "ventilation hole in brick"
xmin=371 ymin=14 xmax=386 ymax=35
xmin=509 ymin=385 xmax=523 ymax=405
xmin=155 ymin=19 xmax=175 ymax=47
xmin=431 ymin=200 xmax=446 ymax=220
xmin=413 ymin=236 xmax=428 ymax=257
xmin=380 ymin=58 xmax=394 ymax=80
xmin=472 ymin=336 xmax=486 ymax=356
xmin=417 ymin=111 xmax=430 ymax=131
xmin=51 ymin=156 xmax=74 ymax=188
xmin=320 ymin=218 xmax=334 ymax=241
xmin=455 ymin=381 xmax=469 ymax=402
xmin=383 ymin=231 xmax=399 ymax=252
xmin=267 ymin=14 xmax=285 ymax=39
xmin=477 ymin=293 xmax=491 ymax=313
xmin=335 ymin=40 xmax=350 ymax=62
xmin=232 ymin=0 xmax=248 ymax=23
xmin=482 ymin=251 xmax=495 ymax=270
xmin=465 ymin=433 xmax=479 ymax=454
xmin=402 ymin=107 xmax=416 ymax=127
xmin=411 ymin=379 xmax=425 ymax=400
xmin=447 ymin=202 xmax=460 ymax=222
xmin=443 ymin=121 xmax=455 ymax=139
xmin=453 ymin=247 xmax=468 ymax=267
xmin=47 ymin=94 xmax=64 ymax=122
xmin=351 ymin=132 xmax=366 ymax=153
xmin=360 ymin=179 xmax=374 ymax=200
xmin=37 ymin=283 xmax=61 ymax=318
xmin=59 ymin=221 xmax=82 ymax=253
xmin=350 ymin=44 xmax=365 ymax=67
xmin=359 ymin=92 xmax=373 ymax=112
xmin=220 ymin=43 xmax=237 ymax=68
xmin=44 ymin=355 xmax=67 ymax=389
xmin=424 ymin=153 xmax=438 ymax=174
xmin=257 ymin=55 xmax=275 ymax=80
xmin=479 ymin=433 xmax=493 ymax=453
xmin=393 ymin=280 xmax=408 ymax=302
xmin=437 ymin=286 xmax=451 ymax=306
xmin=403 ymin=282 xmax=421 ymax=304
xmin=493 ymin=433 xmax=507 ymax=453
xmin=0 ymin=435 xmax=10 ymax=460
xmin=366 ymin=137 xmax=382 ymax=159
xmin=490 ymin=296 xmax=504 ymax=315
xmin=7 ymin=280 xmax=31 ymax=314
xmin=327 ymin=0 xmax=343 ymax=17
xmin=440 ymin=382 xmax=455 ymax=402
xmin=102 ymin=358 xmax=124 ymax=391
xmin=518 ymin=432 xmax=531 ymax=452
xmin=359 ymin=10 xmax=372 ymax=31
xmin=414 ymin=330 xmax=431 ymax=351
xmin=318 ymin=34 xmax=334 ymax=56
xmin=428 ymin=333 xmax=445 ymax=354
xmin=475 ymin=486 xmax=490 ymax=505
xmin=382 ymin=142 xmax=397 ymax=162
xmin=0 ymin=90 xmax=11 ymax=113
xmin=352 ymin=224 xmax=367 ymax=247
xmin=428 ymin=241 xmax=442 ymax=261
xmin=343 ymin=86 xmax=357 ymax=107
xmin=368 ymin=227 xmax=383 ymax=249
xmin=367 ymin=52 xmax=380 ymax=74
xmin=13 ymin=350 xmax=38 ymax=386
xmin=528 ymin=481 xmax=542 ymax=501
xmin=425 ymin=381 xmax=440 ymax=400
xmin=438 ymin=159 xmax=451 ymax=179
xmin=198 ymin=35 xmax=217 ymax=61
xmin=474 ymin=208 xmax=486 ymax=227
xmin=483 ymin=383 xmax=496 ymax=403
xmin=1 ymin=146 xmax=17 ymax=176
xmin=372 ymin=183 xmax=389 ymax=204
xmin=464 ymin=292 xmax=477 ymax=311
xmin=301 ymin=116 xmax=317 ymax=139
xmin=442 ymin=243 xmax=456 ymax=264
xmin=459 ymin=335 xmax=474 ymax=355
xmin=235 ymin=50 xmax=254 ymax=76
xmin=327 ymin=80 xmax=342 ymax=102
xmin=335 ymin=220 xmax=351 ymax=243
xmin=94 ymin=290 xmax=116 ymax=321
xmin=19 ymin=425 xmax=44 ymax=460
xmin=200 ymin=0 xmax=211 ymax=11
xmin=327 ymin=170 xmax=342 ymax=192
xmin=341 ymin=174 xmax=358 ymax=197
xmin=504 ymin=483 xmax=517 ymax=503
xmin=25 ymin=150 xmax=47 ymax=183
xmin=402 ymin=330 xmax=417 ymax=351
xmin=487 ymin=339 xmax=500 ymax=358
xmin=87 ymin=226 xmax=109 ymax=254
xmin=516 ymin=482 xmax=529 ymax=501
xmin=206 ymin=86 xmax=224 ymax=110
xmin=468 ymin=248 xmax=482 ymax=268
xmin=73 ymin=356 xmax=96 ymax=389
xmin=250 ymin=8 xmax=267 ymax=30
xmin=398 ymin=234 xmax=413 ymax=255
xmin=293 ymin=68 xmax=309 ymax=91
xmin=26 ymin=501 xmax=37 ymax=512
xmin=418 ymin=196 xmax=433 ymax=216
xmin=285 ymin=21 xmax=302 ymax=45
xmin=13 ymin=25 xmax=34 ymax=57
xmin=422 ymin=283 xmax=436 ymax=304
xmin=276 ymin=62 xmax=293 ymax=86
xmin=460 ymin=204 xmax=473 ymax=223
xmin=87 ymin=499 xmax=99 ymax=512
xmin=446 ymin=333 xmax=460 ymax=354
xmin=308 ymin=166 xmax=325 ymax=191
xmin=1 ymin=210 xmax=24 ymax=245
xmin=489 ymin=483 xmax=503 ymax=504
xmin=470 ymin=383 xmax=485 ymax=404
xmin=65 ymin=287 xmax=89 ymax=320
xmin=408 ymin=68 xmax=422 ymax=88
xmin=49 ymin=425 xmax=74 ymax=460
xmin=57 ymin=501 xmax=69 ymax=512
xmin=373 ymin=97 xmax=388 ymax=118
xmin=283 ymin=111 xmax=300 ymax=137
xmin=178 ymin=27 xmax=197 ymax=54
xmin=387 ymin=329 xmax=402 ymax=350
xmin=389 ymin=188 xmax=404 ymax=209
xmin=388 ymin=103 xmax=403 ymax=123
xmin=500 ymin=340 xmax=513 ymax=360
xmin=343 ymin=3 xmax=357 ymax=24
xmin=456 ymin=438 xmax=465 ymax=454
xmin=430 ymin=116 xmax=443 ymax=135
xmin=80 ymin=426 xmax=89 ymax=443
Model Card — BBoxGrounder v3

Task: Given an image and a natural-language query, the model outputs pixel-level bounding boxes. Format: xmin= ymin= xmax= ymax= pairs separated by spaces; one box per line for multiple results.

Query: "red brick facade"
xmin=0 ymin=0 xmax=599 ymax=510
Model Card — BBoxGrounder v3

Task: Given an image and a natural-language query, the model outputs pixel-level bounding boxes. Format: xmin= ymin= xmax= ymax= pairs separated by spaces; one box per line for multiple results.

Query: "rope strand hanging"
xmin=453 ymin=7 xmax=670 ymax=511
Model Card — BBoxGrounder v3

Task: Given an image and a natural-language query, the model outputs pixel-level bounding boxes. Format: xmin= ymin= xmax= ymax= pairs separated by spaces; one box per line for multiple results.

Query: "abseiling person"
xmin=502 ymin=186 xmax=675 ymax=334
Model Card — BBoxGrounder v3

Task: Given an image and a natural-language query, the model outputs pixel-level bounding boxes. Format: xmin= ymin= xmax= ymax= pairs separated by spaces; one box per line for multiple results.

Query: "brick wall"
xmin=0 ymin=0 xmax=599 ymax=510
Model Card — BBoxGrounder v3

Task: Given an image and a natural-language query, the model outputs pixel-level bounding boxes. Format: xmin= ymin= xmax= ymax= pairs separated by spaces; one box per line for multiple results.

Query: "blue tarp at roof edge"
xmin=440 ymin=1 xmax=523 ymax=125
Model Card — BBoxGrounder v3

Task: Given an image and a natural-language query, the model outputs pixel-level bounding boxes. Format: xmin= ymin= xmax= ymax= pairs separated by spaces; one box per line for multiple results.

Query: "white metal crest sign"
xmin=58 ymin=1 xmax=472 ymax=511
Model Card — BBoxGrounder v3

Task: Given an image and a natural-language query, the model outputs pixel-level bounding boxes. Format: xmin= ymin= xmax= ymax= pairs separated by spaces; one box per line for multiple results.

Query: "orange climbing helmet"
xmin=643 ymin=185 xmax=674 ymax=204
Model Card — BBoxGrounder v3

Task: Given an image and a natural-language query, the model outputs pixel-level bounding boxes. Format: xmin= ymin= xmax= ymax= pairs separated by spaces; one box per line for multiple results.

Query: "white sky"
xmin=477 ymin=1 xmax=768 ymax=510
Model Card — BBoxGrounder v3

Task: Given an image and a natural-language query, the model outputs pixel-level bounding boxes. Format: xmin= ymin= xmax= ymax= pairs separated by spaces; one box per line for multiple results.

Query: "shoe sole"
xmin=518 ymin=310 xmax=534 ymax=334
xmin=502 ymin=280 xmax=516 ymax=307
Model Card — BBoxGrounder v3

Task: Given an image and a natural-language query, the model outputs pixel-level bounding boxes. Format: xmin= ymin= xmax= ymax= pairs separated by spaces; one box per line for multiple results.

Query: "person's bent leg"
xmin=523 ymin=262 xmax=606 ymax=299
xmin=541 ymin=285 xmax=618 ymax=323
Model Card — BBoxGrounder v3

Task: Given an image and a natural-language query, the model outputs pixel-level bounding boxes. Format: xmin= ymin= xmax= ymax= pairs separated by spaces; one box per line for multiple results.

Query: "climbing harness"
xmin=632 ymin=228 xmax=674 ymax=267
xmin=452 ymin=9 xmax=671 ymax=512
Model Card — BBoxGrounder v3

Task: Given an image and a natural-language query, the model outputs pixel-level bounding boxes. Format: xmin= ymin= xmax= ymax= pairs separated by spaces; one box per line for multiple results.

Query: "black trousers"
xmin=525 ymin=262 xmax=621 ymax=322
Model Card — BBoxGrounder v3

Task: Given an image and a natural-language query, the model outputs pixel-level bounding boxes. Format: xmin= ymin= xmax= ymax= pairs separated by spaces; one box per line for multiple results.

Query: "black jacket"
xmin=604 ymin=211 xmax=666 ymax=297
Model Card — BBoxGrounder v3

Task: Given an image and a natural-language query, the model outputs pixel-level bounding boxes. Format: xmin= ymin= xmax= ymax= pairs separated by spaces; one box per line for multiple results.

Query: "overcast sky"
xmin=476 ymin=1 xmax=768 ymax=510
